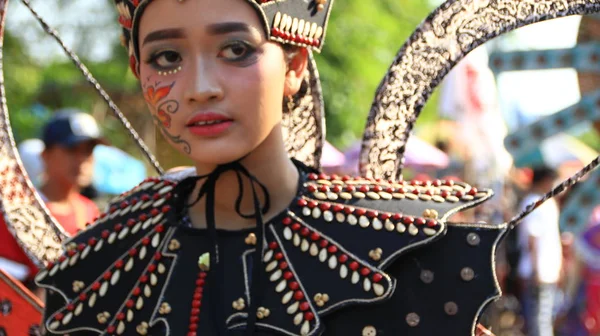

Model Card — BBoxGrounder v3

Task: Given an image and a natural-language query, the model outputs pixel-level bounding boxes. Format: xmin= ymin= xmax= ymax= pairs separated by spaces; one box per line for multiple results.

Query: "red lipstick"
xmin=186 ymin=113 xmax=233 ymax=137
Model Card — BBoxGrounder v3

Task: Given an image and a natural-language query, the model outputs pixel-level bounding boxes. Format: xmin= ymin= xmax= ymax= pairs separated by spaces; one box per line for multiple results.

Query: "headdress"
xmin=115 ymin=0 xmax=334 ymax=168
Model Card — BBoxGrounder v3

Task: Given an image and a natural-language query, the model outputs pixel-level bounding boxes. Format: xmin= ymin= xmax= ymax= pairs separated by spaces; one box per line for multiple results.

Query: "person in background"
xmin=38 ymin=110 xmax=104 ymax=235
xmin=518 ymin=166 xmax=562 ymax=336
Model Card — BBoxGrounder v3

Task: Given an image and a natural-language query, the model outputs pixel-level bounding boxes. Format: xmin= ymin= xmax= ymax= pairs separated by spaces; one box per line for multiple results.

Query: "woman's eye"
xmin=219 ymin=42 xmax=253 ymax=61
xmin=148 ymin=50 xmax=182 ymax=69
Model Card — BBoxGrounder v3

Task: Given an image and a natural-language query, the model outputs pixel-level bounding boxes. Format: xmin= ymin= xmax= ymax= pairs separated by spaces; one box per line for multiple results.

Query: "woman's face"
xmin=138 ymin=0 xmax=301 ymax=166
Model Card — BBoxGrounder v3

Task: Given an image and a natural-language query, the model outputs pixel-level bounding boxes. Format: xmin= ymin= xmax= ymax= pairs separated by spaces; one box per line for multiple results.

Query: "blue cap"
xmin=42 ymin=109 xmax=105 ymax=148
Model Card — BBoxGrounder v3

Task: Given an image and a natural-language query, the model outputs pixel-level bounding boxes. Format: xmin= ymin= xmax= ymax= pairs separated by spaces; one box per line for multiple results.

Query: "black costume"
xmin=36 ymin=161 xmax=504 ymax=335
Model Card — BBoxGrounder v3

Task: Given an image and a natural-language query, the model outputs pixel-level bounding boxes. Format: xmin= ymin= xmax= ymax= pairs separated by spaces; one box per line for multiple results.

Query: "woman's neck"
xmin=188 ymin=126 xmax=300 ymax=230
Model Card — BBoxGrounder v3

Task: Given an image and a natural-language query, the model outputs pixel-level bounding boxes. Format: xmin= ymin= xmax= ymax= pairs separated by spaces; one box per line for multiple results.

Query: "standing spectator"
xmin=518 ymin=166 xmax=562 ymax=336
xmin=38 ymin=110 xmax=103 ymax=235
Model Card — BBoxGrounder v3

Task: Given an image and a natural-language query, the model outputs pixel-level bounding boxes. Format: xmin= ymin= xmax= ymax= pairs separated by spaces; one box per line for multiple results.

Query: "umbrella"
xmin=92 ymin=145 xmax=147 ymax=195
xmin=513 ymin=133 xmax=598 ymax=168
xmin=342 ymin=136 xmax=449 ymax=175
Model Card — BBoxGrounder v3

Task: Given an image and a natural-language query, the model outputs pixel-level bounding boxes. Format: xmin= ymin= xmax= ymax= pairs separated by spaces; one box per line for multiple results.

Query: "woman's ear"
xmin=283 ymin=48 xmax=309 ymax=96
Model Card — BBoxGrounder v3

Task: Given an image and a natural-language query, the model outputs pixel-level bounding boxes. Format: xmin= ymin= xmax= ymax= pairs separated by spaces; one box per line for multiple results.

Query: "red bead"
xmin=397 ymin=187 xmax=406 ymax=194
xmin=455 ymin=191 xmax=463 ymax=198
xmin=338 ymin=254 xmax=348 ymax=263
xmin=116 ymin=312 xmax=125 ymax=320
xmin=345 ymin=185 xmax=355 ymax=192
xmin=289 ymin=281 xmax=299 ymax=290
xmin=131 ymin=198 xmax=139 ymax=205
xmin=392 ymin=214 xmax=403 ymax=221
xmin=380 ymin=213 xmax=390 ymax=220
xmin=318 ymin=173 xmax=328 ymax=180
xmin=196 ymin=279 xmax=205 ymax=287
xmin=115 ymin=260 xmax=124 ymax=269
xmin=433 ymin=180 xmax=442 ymax=187
xmin=109 ymin=205 xmax=118 ymax=213
xmin=139 ymin=214 xmax=149 ymax=221
xmin=299 ymin=302 xmax=310 ymax=311
xmin=66 ymin=303 xmax=75 ymax=311
xmin=275 ymin=252 xmax=284 ymax=260
xmin=385 ymin=187 xmax=394 ymax=193
xmin=133 ymin=287 xmax=141 ymax=296
xmin=148 ymin=264 xmax=156 ymax=272
xmin=297 ymin=199 xmax=308 ymax=207
xmin=190 ymin=323 xmax=199 ymax=330
xmin=142 ymin=237 xmax=150 ymax=245
xmin=415 ymin=218 xmax=426 ymax=226
xmin=129 ymin=248 xmax=138 ymax=257
xmin=441 ymin=191 xmax=450 ymax=198
xmin=427 ymin=220 xmax=437 ymax=227
xmin=372 ymin=274 xmax=383 ymax=283
xmin=344 ymin=207 xmax=354 ymax=215
xmin=332 ymin=185 xmax=342 ymax=193
xmin=349 ymin=261 xmax=359 ymax=271
xmin=91 ymin=282 xmax=101 ymax=291
xmin=192 ymin=300 xmax=201 ymax=308
xmin=319 ymin=203 xmax=331 ymax=211
xmin=279 ymin=262 xmax=288 ymax=270
xmin=107 ymin=325 xmax=116 ymax=333
xmin=67 ymin=250 xmax=76 ymax=257
xmin=199 ymin=272 xmax=207 ymax=279
xmin=162 ymin=205 xmax=172 ymax=213
xmin=46 ymin=261 xmax=54 ymax=270
xmin=359 ymin=185 xmax=369 ymax=193
xmin=269 ymin=241 xmax=278 ymax=250
xmin=283 ymin=271 xmax=293 ymax=280
xmin=367 ymin=210 xmax=378 ymax=218
xmin=308 ymin=173 xmax=318 ymax=180
xmin=190 ymin=316 xmax=199 ymax=323
xmin=150 ymin=208 xmax=160 ymax=217
xmin=469 ymin=187 xmax=478 ymax=196
xmin=153 ymin=193 xmax=160 ymax=200
xmin=445 ymin=180 xmax=454 ymax=186
xmin=79 ymin=293 xmax=87 ymax=301
xmin=355 ymin=208 xmax=366 ymax=216
xmin=191 ymin=308 xmax=200 ymax=315
xmin=294 ymin=291 xmax=304 ymax=301
xmin=77 ymin=243 xmax=85 ymax=251
xmin=372 ymin=185 xmax=382 ymax=192
xmin=154 ymin=252 xmax=162 ymax=260
xmin=101 ymin=230 xmax=110 ymax=239
xmin=327 ymin=245 xmax=338 ymax=254
xmin=126 ymin=299 xmax=134 ymax=308
xmin=155 ymin=224 xmax=165 ymax=233
xmin=330 ymin=174 xmax=339 ymax=180
xmin=114 ymin=223 xmax=123 ymax=232
xmin=342 ymin=175 xmax=351 ymax=181
xmin=308 ymin=201 xmax=317 ymax=209
xmin=360 ymin=267 xmax=371 ymax=276
xmin=319 ymin=240 xmax=329 ymax=248
xmin=291 ymin=223 xmax=301 ymax=231
xmin=318 ymin=185 xmax=329 ymax=192
xmin=412 ymin=189 xmax=420 ymax=195
xmin=305 ymin=312 xmax=315 ymax=321
xmin=307 ymin=185 xmax=317 ymax=192
xmin=282 ymin=217 xmax=292 ymax=225
xmin=127 ymin=219 xmax=136 ymax=227
xmin=58 ymin=255 xmax=67 ymax=262
xmin=120 ymin=201 xmax=129 ymax=209
xmin=310 ymin=232 xmax=320 ymax=241
xmin=300 ymin=228 xmax=310 ymax=237
xmin=403 ymin=217 xmax=414 ymax=225
xmin=193 ymin=293 xmax=202 ymax=300
xmin=88 ymin=237 xmax=97 ymax=246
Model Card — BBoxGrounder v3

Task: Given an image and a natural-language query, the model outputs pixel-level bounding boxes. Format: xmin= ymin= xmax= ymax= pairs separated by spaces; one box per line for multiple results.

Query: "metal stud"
xmin=420 ymin=270 xmax=434 ymax=284
xmin=467 ymin=233 xmax=480 ymax=246
xmin=444 ymin=302 xmax=458 ymax=315
xmin=362 ymin=325 xmax=377 ymax=336
xmin=406 ymin=312 xmax=420 ymax=327
xmin=461 ymin=267 xmax=475 ymax=281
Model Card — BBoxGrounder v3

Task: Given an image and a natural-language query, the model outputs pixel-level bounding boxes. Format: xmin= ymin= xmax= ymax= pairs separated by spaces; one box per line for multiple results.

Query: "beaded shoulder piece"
xmin=35 ymin=172 xmax=493 ymax=335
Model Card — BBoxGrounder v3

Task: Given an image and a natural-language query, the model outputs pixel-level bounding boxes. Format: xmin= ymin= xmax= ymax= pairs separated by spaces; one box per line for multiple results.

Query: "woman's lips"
xmin=186 ymin=112 xmax=233 ymax=137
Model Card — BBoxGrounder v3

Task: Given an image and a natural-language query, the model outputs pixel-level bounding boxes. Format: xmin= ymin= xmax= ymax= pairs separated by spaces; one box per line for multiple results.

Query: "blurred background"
xmin=3 ymin=0 xmax=600 ymax=335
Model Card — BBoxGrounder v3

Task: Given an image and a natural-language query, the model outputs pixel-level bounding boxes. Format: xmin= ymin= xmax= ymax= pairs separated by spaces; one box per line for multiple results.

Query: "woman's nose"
xmin=184 ymin=58 xmax=224 ymax=104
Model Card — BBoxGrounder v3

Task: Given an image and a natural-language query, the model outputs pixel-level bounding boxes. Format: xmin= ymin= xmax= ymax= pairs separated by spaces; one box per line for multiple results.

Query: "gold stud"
xmin=368 ymin=248 xmax=383 ymax=262
xmin=72 ymin=280 xmax=85 ymax=293
xmin=466 ymin=233 xmax=480 ymax=246
xmin=198 ymin=252 xmax=210 ymax=271
xmin=362 ymin=325 xmax=377 ymax=336
xmin=232 ymin=298 xmax=246 ymax=311
xmin=97 ymin=311 xmax=111 ymax=324
xmin=245 ymin=233 xmax=257 ymax=246
xmin=136 ymin=321 xmax=149 ymax=335
xmin=461 ymin=267 xmax=475 ymax=281
xmin=168 ymin=239 xmax=181 ymax=251
xmin=159 ymin=302 xmax=172 ymax=315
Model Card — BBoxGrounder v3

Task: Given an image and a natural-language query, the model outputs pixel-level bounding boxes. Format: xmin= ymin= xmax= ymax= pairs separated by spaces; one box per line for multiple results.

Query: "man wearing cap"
xmin=38 ymin=110 xmax=104 ymax=235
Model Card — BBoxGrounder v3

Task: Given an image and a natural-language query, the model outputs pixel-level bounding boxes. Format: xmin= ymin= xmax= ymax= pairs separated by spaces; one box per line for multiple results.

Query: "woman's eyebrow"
xmin=206 ymin=22 xmax=253 ymax=35
xmin=142 ymin=28 xmax=185 ymax=46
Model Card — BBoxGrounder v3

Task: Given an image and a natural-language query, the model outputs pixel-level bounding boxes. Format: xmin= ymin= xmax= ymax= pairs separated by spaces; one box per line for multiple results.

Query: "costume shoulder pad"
xmin=35 ymin=177 xmax=178 ymax=335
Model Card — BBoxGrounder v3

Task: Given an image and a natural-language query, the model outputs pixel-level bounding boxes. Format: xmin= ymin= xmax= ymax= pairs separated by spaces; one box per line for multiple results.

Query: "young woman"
xmin=34 ymin=0 xmax=505 ymax=335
